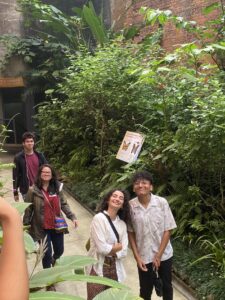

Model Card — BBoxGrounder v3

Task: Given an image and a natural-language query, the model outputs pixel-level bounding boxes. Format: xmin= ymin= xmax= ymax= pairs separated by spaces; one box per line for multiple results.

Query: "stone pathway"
xmin=0 ymin=153 xmax=188 ymax=299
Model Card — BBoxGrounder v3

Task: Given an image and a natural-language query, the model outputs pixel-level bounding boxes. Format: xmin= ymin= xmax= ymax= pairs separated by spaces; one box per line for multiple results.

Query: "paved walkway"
xmin=0 ymin=153 xmax=187 ymax=299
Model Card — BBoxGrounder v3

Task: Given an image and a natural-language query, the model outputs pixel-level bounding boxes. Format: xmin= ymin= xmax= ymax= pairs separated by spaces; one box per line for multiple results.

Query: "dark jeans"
xmin=42 ymin=229 xmax=64 ymax=269
xmin=138 ymin=257 xmax=173 ymax=300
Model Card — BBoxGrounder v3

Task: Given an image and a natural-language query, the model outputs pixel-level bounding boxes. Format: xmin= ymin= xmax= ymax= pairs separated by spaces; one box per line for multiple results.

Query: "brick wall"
xmin=112 ymin=0 xmax=220 ymax=51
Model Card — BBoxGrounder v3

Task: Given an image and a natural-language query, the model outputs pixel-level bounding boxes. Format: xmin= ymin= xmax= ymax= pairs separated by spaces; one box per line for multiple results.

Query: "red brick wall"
xmin=115 ymin=0 xmax=220 ymax=51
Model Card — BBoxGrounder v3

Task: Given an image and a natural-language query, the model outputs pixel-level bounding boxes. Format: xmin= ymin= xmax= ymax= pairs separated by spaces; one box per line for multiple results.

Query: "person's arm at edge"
xmin=12 ymin=156 xmax=19 ymax=202
xmin=128 ymin=231 xmax=148 ymax=271
xmin=0 ymin=198 xmax=29 ymax=300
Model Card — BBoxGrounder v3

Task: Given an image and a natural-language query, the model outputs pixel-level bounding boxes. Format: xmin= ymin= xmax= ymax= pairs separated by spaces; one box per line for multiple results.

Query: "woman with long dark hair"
xmin=86 ymin=189 xmax=130 ymax=300
xmin=23 ymin=164 xmax=78 ymax=269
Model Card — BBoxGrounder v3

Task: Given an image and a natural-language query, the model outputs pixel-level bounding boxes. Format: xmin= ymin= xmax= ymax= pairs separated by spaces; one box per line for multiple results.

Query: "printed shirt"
xmin=128 ymin=194 xmax=177 ymax=264
xmin=25 ymin=153 xmax=39 ymax=186
xmin=87 ymin=211 xmax=128 ymax=282
xmin=43 ymin=190 xmax=61 ymax=229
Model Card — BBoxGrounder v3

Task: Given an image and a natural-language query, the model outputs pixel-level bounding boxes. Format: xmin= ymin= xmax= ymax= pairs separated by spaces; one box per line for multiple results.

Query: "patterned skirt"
xmin=87 ymin=256 xmax=118 ymax=300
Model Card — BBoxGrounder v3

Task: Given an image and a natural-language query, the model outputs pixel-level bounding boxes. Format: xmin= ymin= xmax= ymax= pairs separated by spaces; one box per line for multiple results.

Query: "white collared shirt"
xmin=128 ymin=194 xmax=177 ymax=264
xmin=87 ymin=211 xmax=128 ymax=282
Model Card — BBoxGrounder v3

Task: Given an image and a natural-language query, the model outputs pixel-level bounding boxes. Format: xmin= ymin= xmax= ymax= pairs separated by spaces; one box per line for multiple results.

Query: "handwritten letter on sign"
xmin=116 ymin=131 xmax=145 ymax=163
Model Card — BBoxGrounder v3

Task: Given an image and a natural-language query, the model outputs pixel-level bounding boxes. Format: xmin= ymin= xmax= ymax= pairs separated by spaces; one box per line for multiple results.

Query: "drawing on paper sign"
xmin=116 ymin=131 xmax=145 ymax=163
xmin=122 ymin=141 xmax=131 ymax=151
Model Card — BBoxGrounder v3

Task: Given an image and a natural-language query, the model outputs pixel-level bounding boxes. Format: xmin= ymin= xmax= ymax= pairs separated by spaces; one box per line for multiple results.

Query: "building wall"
xmin=111 ymin=0 xmax=220 ymax=50
xmin=0 ymin=0 xmax=23 ymax=61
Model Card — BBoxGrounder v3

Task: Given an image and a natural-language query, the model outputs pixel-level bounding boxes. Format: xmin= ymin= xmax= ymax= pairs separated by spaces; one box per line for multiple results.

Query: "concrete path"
xmin=0 ymin=153 xmax=187 ymax=299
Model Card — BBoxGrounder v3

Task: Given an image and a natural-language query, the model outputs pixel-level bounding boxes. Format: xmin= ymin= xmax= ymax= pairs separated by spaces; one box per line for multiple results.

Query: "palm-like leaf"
xmin=93 ymin=288 xmax=142 ymax=300
xmin=29 ymin=291 xmax=84 ymax=300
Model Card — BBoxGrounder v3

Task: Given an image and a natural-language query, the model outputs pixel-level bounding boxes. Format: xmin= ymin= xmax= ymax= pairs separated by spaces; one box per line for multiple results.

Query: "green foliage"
xmin=18 ymin=0 xmax=108 ymax=49
xmin=28 ymin=253 xmax=138 ymax=300
xmin=29 ymin=292 xmax=83 ymax=300
xmin=173 ymin=238 xmax=225 ymax=299
xmin=36 ymin=44 xmax=151 ymax=179
xmin=0 ymin=0 xmax=110 ymax=106
xmin=192 ymin=235 xmax=225 ymax=272
xmin=93 ymin=288 xmax=142 ymax=300
xmin=75 ymin=2 xmax=108 ymax=46
xmin=33 ymin=4 xmax=225 ymax=298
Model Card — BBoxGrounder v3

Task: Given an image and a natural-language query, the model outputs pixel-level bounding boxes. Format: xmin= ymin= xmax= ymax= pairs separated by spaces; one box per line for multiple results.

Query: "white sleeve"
xmin=90 ymin=215 xmax=112 ymax=256
xmin=116 ymin=223 xmax=128 ymax=259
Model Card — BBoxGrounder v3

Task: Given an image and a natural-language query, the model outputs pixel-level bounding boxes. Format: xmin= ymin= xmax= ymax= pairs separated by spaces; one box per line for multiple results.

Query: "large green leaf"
xmin=93 ymin=288 xmax=142 ymax=300
xmin=29 ymin=291 xmax=84 ymax=300
xmin=55 ymin=255 xmax=96 ymax=269
xmin=30 ymin=266 xmax=126 ymax=289
xmin=30 ymin=266 xmax=74 ymax=288
xmin=12 ymin=202 xmax=31 ymax=215
xmin=62 ymin=274 xmax=126 ymax=289
xmin=24 ymin=231 xmax=36 ymax=253
xmin=82 ymin=3 xmax=108 ymax=46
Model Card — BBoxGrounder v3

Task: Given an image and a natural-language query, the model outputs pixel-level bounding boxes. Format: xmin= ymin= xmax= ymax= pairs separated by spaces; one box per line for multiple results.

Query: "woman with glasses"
xmin=23 ymin=164 xmax=78 ymax=270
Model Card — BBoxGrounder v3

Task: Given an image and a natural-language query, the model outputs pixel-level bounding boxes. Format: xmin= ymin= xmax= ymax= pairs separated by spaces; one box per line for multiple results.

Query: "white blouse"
xmin=87 ymin=211 xmax=128 ymax=282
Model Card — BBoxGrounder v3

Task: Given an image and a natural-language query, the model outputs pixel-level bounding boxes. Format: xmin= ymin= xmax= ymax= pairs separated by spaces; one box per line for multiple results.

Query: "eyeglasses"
xmin=41 ymin=171 xmax=52 ymax=175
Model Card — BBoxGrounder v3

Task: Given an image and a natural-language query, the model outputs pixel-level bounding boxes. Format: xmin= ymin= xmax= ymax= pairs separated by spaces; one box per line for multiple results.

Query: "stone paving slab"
xmin=0 ymin=153 xmax=187 ymax=299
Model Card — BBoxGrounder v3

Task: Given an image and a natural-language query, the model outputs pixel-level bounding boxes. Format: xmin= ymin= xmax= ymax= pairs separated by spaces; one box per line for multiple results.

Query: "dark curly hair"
xmin=22 ymin=131 xmax=35 ymax=143
xmin=131 ymin=170 xmax=153 ymax=185
xmin=35 ymin=164 xmax=60 ymax=194
xmin=97 ymin=189 xmax=130 ymax=224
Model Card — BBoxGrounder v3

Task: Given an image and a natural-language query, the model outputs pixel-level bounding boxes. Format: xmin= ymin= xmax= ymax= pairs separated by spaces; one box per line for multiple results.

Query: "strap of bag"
xmin=42 ymin=190 xmax=61 ymax=215
xmin=101 ymin=212 xmax=120 ymax=243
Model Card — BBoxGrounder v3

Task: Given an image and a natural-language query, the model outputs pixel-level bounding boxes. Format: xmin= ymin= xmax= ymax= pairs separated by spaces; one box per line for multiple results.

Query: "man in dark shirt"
xmin=13 ymin=132 xmax=47 ymax=201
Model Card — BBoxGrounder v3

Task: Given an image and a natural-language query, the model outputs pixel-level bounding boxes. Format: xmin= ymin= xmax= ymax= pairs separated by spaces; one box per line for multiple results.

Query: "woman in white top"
xmin=87 ymin=189 xmax=130 ymax=300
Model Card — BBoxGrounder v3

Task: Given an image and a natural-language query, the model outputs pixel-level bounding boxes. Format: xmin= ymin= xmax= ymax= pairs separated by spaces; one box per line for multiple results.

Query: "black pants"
xmin=42 ymin=229 xmax=64 ymax=269
xmin=138 ymin=257 xmax=173 ymax=300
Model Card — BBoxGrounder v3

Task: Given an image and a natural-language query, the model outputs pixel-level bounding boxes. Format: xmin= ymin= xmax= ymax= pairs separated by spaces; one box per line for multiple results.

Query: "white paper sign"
xmin=116 ymin=131 xmax=145 ymax=163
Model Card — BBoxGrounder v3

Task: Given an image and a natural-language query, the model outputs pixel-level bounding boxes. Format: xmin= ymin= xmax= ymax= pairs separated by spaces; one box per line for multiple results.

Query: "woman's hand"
xmin=109 ymin=242 xmax=122 ymax=256
xmin=72 ymin=219 xmax=78 ymax=228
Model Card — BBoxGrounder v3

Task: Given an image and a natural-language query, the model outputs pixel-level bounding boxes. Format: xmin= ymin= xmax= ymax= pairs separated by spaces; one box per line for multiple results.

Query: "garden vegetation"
xmin=0 ymin=1 xmax=225 ymax=299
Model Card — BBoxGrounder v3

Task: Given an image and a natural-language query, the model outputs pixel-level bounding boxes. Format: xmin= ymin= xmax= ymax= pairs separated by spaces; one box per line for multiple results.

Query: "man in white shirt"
xmin=128 ymin=171 xmax=177 ymax=300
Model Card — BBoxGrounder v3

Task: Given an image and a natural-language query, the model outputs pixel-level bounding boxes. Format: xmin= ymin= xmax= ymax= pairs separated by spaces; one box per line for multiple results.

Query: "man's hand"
xmin=136 ymin=257 xmax=148 ymax=271
xmin=14 ymin=195 xmax=19 ymax=202
xmin=153 ymin=253 xmax=161 ymax=270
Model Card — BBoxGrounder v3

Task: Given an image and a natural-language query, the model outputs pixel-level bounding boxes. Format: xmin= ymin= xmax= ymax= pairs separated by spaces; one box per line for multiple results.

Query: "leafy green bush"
xmin=35 ymin=3 xmax=225 ymax=296
xmin=173 ymin=238 xmax=225 ymax=300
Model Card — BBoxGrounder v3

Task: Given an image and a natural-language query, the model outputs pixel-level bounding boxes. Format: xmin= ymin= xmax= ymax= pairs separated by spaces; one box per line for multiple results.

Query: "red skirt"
xmin=87 ymin=256 xmax=118 ymax=300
